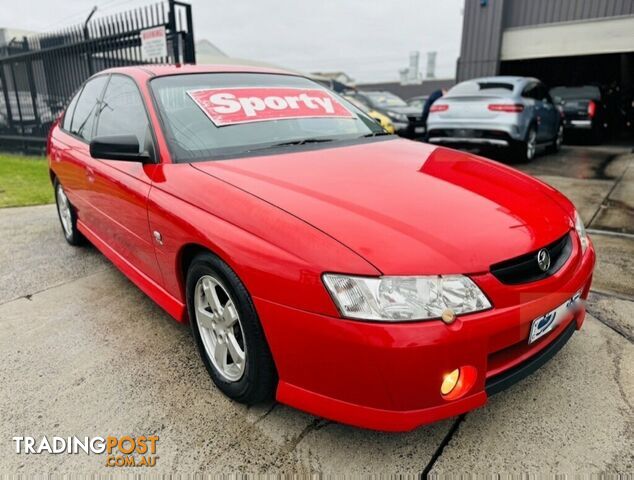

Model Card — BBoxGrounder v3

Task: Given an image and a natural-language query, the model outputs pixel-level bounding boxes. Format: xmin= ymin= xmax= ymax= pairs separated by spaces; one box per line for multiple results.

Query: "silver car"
xmin=427 ymin=76 xmax=563 ymax=161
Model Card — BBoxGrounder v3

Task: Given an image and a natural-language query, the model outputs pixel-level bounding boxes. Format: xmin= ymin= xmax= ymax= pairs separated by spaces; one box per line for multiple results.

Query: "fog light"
xmin=441 ymin=368 xmax=460 ymax=395
xmin=440 ymin=365 xmax=478 ymax=401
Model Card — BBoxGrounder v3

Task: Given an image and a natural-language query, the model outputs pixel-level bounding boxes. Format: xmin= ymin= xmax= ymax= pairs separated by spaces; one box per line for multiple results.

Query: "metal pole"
xmin=23 ymin=37 xmax=42 ymax=137
xmin=184 ymin=3 xmax=195 ymax=64
xmin=83 ymin=6 xmax=98 ymax=75
xmin=0 ymin=63 xmax=15 ymax=132
xmin=8 ymin=62 xmax=26 ymax=151
xmin=167 ymin=0 xmax=180 ymax=63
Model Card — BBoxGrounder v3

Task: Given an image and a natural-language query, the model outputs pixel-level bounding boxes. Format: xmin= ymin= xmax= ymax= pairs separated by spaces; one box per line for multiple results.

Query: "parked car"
xmin=49 ymin=64 xmax=594 ymax=432
xmin=550 ymin=85 xmax=607 ymax=143
xmin=427 ymin=76 xmax=563 ymax=161
xmin=348 ymin=90 xmax=425 ymax=138
xmin=407 ymin=95 xmax=429 ymax=111
xmin=343 ymin=94 xmax=395 ymax=134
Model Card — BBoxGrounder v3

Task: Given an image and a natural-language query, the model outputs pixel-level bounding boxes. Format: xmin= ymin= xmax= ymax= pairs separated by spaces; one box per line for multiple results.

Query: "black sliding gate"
xmin=0 ymin=0 xmax=195 ymax=153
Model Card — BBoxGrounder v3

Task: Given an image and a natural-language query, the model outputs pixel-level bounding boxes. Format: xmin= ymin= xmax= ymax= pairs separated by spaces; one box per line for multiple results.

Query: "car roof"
xmin=99 ymin=63 xmax=300 ymax=78
xmin=465 ymin=76 xmax=538 ymax=84
xmin=358 ymin=90 xmax=400 ymax=96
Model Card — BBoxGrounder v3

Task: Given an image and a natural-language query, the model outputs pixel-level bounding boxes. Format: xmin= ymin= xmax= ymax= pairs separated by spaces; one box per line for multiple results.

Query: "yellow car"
xmin=343 ymin=95 xmax=395 ymax=134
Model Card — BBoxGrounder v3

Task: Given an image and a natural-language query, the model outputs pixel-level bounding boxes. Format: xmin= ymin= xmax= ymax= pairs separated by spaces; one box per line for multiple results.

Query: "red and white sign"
xmin=186 ymin=87 xmax=355 ymax=126
xmin=140 ymin=26 xmax=167 ymax=61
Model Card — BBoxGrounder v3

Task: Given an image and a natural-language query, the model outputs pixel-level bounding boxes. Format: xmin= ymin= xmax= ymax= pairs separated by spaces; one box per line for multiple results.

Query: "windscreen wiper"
xmin=246 ymin=137 xmax=335 ymax=153
xmin=269 ymin=138 xmax=336 ymax=147
xmin=361 ymin=131 xmax=392 ymax=138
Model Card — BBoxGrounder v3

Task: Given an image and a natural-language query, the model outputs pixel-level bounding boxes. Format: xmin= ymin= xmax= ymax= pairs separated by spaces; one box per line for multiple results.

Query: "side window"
xmin=69 ymin=76 xmax=108 ymax=141
xmin=536 ymin=84 xmax=549 ymax=102
xmin=95 ymin=75 xmax=150 ymax=154
xmin=522 ymin=83 xmax=537 ymax=100
xmin=62 ymin=88 xmax=82 ymax=131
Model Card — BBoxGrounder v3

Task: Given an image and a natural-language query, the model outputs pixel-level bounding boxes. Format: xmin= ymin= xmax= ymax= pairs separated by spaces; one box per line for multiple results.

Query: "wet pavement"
xmin=0 ymin=144 xmax=632 ymax=475
xmin=515 ymin=144 xmax=634 ymax=235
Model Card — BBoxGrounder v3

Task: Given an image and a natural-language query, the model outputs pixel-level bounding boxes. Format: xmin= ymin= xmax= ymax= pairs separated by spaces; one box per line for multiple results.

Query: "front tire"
xmin=54 ymin=179 xmax=84 ymax=246
xmin=186 ymin=252 xmax=277 ymax=404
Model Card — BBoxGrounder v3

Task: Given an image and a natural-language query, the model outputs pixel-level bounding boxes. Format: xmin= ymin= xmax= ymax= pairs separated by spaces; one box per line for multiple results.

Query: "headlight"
xmin=386 ymin=111 xmax=408 ymax=122
xmin=322 ymin=274 xmax=491 ymax=322
xmin=574 ymin=211 xmax=588 ymax=254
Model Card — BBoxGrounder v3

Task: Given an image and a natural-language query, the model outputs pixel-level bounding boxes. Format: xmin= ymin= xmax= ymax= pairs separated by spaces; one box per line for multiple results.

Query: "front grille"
xmin=490 ymin=233 xmax=572 ymax=285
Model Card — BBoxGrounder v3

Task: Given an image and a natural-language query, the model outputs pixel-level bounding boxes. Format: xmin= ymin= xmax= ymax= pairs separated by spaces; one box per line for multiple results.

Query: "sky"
xmin=2 ymin=0 xmax=464 ymax=83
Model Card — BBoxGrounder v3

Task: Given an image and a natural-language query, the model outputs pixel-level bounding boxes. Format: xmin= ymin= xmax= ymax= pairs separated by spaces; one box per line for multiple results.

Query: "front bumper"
xmin=255 ymin=239 xmax=595 ymax=432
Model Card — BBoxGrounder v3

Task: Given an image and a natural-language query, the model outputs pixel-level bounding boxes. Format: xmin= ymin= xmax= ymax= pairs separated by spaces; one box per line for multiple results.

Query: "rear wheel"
xmin=546 ymin=125 xmax=564 ymax=154
xmin=186 ymin=252 xmax=277 ymax=404
xmin=510 ymin=126 xmax=537 ymax=162
xmin=54 ymin=179 xmax=84 ymax=246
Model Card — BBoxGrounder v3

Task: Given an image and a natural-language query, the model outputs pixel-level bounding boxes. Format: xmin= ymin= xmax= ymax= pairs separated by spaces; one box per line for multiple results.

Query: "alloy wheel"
xmin=194 ymin=275 xmax=247 ymax=382
xmin=56 ymin=184 xmax=73 ymax=238
xmin=526 ymin=129 xmax=537 ymax=160
xmin=556 ymin=126 xmax=564 ymax=149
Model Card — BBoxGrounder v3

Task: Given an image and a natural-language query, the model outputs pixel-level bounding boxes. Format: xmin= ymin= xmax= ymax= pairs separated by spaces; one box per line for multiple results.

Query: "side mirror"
xmin=90 ymin=135 xmax=151 ymax=162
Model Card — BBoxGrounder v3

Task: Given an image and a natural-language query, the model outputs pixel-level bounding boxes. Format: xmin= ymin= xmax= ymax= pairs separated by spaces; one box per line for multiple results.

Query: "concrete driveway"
xmin=0 ymin=145 xmax=632 ymax=475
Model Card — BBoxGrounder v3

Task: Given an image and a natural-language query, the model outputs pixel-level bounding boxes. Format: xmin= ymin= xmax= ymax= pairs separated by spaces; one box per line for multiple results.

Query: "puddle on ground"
xmin=467 ymin=144 xmax=632 ymax=180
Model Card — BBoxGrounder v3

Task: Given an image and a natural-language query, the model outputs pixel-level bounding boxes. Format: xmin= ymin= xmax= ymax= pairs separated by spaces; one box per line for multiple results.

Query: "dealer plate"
xmin=528 ymin=291 xmax=582 ymax=344
xmin=415 ymin=126 xmax=425 ymax=133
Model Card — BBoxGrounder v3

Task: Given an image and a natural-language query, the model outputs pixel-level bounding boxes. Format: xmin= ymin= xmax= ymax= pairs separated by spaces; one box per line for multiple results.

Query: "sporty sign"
xmin=187 ymin=87 xmax=354 ymax=126
xmin=48 ymin=65 xmax=595 ymax=432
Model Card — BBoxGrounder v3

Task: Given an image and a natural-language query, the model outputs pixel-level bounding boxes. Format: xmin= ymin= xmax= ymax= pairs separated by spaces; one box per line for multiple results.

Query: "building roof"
xmin=355 ymin=78 xmax=455 ymax=100
xmin=0 ymin=27 xmax=38 ymax=46
xmin=195 ymin=39 xmax=227 ymax=58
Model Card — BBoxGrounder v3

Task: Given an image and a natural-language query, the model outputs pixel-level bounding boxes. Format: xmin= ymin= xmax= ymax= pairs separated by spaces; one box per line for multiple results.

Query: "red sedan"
xmin=48 ymin=65 xmax=595 ymax=431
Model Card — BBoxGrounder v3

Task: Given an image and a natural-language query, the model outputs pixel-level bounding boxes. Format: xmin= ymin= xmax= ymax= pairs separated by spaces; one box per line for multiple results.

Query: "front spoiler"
xmin=486 ymin=319 xmax=576 ymax=395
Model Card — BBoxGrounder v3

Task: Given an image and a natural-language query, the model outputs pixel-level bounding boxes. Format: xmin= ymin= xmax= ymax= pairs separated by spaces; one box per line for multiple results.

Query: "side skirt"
xmin=77 ymin=220 xmax=187 ymax=323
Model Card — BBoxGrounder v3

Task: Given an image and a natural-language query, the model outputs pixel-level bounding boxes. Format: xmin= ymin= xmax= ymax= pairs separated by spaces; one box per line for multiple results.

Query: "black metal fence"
xmin=0 ymin=0 xmax=195 ymax=153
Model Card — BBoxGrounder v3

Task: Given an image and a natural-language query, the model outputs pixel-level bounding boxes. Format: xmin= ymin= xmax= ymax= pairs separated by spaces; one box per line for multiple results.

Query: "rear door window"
xmin=62 ymin=89 xmax=81 ymax=131
xmin=68 ymin=75 xmax=108 ymax=142
xmin=522 ymin=83 xmax=538 ymax=100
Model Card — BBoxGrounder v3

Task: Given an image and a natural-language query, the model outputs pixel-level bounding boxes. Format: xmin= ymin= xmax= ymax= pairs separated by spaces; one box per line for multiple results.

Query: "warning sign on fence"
xmin=140 ymin=26 xmax=167 ymax=61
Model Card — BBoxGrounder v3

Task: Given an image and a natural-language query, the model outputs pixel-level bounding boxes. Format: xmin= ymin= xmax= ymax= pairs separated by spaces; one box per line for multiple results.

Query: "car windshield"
xmin=550 ymin=86 xmax=601 ymax=101
xmin=343 ymin=95 xmax=371 ymax=114
xmin=448 ymin=80 xmax=515 ymax=97
xmin=363 ymin=92 xmax=408 ymax=108
xmin=150 ymin=73 xmax=383 ymax=162
xmin=408 ymin=99 xmax=425 ymax=109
